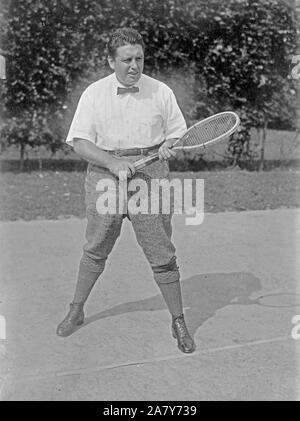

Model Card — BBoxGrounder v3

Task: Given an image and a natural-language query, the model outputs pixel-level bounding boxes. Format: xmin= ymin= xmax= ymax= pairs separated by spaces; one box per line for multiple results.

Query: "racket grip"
xmin=134 ymin=152 xmax=160 ymax=170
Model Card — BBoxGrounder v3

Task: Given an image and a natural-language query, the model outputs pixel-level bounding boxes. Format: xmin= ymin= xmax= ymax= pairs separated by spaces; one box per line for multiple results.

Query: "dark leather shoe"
xmin=56 ymin=303 xmax=84 ymax=337
xmin=172 ymin=314 xmax=196 ymax=353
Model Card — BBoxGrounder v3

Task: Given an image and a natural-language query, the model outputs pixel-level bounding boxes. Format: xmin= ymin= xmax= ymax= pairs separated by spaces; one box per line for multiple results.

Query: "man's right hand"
xmin=107 ymin=158 xmax=136 ymax=181
xmin=72 ymin=139 xmax=136 ymax=181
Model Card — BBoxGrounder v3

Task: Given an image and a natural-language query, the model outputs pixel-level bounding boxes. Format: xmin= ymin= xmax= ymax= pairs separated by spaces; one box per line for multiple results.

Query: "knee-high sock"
xmin=72 ymin=259 xmax=105 ymax=304
xmin=157 ymin=280 xmax=183 ymax=318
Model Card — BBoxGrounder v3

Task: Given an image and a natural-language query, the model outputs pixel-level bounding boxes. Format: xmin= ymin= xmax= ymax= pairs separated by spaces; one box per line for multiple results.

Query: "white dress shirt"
xmin=66 ymin=72 xmax=187 ymax=150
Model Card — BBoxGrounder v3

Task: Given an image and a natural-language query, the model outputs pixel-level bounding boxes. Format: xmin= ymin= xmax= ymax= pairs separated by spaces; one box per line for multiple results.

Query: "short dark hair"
xmin=106 ymin=28 xmax=145 ymax=58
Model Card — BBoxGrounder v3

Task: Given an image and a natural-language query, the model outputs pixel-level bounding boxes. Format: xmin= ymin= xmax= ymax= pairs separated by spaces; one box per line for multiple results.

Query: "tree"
xmin=0 ymin=0 xmax=297 ymax=170
xmin=190 ymin=0 xmax=297 ymax=169
xmin=1 ymin=0 xmax=109 ymax=166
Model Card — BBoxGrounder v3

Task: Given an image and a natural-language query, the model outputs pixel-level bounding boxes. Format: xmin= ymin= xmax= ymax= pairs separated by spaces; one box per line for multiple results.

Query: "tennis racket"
xmin=134 ymin=111 xmax=240 ymax=170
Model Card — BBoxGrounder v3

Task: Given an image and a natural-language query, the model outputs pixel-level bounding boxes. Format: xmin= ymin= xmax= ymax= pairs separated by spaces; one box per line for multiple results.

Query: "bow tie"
xmin=117 ymin=86 xmax=139 ymax=95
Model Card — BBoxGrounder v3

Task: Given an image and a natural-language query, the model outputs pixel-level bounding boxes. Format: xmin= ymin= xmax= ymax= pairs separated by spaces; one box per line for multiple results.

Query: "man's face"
xmin=108 ymin=44 xmax=144 ymax=86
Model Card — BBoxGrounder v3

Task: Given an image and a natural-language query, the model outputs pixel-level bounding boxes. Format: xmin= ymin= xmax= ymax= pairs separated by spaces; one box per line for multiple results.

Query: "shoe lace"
xmin=173 ymin=316 xmax=188 ymax=338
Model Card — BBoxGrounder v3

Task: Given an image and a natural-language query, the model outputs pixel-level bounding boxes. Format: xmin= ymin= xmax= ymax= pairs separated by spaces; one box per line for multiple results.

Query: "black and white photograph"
xmin=0 ymin=0 xmax=299 ymax=402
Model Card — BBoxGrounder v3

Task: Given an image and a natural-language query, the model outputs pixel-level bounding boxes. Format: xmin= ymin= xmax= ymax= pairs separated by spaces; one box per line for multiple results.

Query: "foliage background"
xmin=0 ymin=0 xmax=298 ymax=169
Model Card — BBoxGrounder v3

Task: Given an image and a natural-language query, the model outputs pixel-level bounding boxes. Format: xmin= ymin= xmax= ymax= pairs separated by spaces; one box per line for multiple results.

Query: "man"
xmin=56 ymin=28 xmax=195 ymax=353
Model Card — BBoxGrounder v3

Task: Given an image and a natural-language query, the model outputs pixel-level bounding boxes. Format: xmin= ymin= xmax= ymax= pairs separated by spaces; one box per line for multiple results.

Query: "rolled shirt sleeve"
xmin=164 ymin=90 xmax=187 ymax=140
xmin=65 ymin=88 xmax=96 ymax=147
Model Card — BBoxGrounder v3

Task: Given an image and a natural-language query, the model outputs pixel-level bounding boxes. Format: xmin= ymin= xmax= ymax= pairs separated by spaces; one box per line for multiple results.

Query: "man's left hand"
xmin=158 ymin=139 xmax=177 ymax=161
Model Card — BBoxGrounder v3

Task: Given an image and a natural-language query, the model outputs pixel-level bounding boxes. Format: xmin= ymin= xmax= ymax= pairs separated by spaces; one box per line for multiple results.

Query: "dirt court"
xmin=0 ymin=209 xmax=299 ymax=400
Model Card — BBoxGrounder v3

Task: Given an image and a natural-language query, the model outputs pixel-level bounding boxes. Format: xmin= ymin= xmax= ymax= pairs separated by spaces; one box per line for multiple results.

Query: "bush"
xmin=0 ymin=0 xmax=297 ymax=169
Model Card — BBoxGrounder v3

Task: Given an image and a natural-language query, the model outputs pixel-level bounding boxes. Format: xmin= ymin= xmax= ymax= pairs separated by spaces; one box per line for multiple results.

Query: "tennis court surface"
xmin=0 ymin=209 xmax=299 ymax=400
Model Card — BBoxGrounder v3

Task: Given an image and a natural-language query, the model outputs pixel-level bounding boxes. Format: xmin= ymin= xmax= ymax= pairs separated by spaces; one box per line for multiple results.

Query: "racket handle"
xmin=134 ymin=152 xmax=160 ymax=170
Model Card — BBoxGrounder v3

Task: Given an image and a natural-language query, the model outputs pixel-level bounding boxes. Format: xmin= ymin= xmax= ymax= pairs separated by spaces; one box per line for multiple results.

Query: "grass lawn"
xmin=1 ymin=129 xmax=299 ymax=163
xmin=0 ymin=168 xmax=299 ymax=221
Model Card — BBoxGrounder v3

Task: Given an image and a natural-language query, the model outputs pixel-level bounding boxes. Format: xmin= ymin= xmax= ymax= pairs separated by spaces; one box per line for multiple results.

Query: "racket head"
xmin=173 ymin=111 xmax=240 ymax=150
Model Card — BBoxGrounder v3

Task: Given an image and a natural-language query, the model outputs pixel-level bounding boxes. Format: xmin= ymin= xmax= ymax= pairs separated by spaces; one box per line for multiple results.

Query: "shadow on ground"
xmin=80 ymin=272 xmax=262 ymax=336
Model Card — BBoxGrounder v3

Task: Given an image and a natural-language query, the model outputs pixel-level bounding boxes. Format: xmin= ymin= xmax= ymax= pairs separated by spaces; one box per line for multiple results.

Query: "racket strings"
xmin=179 ymin=114 xmax=237 ymax=148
